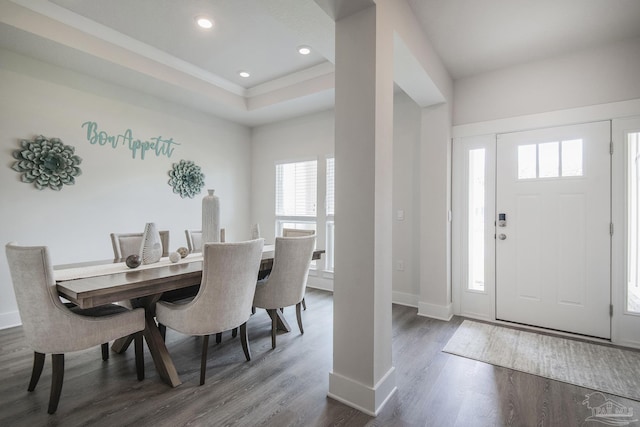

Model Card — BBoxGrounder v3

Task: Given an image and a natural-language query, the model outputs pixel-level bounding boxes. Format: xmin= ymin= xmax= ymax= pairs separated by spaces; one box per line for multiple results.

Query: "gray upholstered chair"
xmin=5 ymin=243 xmax=145 ymax=414
xmin=252 ymin=234 xmax=316 ymax=349
xmin=155 ymin=238 xmax=264 ymax=385
xmin=185 ymin=228 xmax=226 ymax=253
xmin=282 ymin=228 xmax=315 ymax=238
xmin=110 ymin=230 xmax=170 ymax=262
xmin=281 ymin=228 xmax=315 ymax=311
xmin=185 ymin=229 xmax=203 ymax=253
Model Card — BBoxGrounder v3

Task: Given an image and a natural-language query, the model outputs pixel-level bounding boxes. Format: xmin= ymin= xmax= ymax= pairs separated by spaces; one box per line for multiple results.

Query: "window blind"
xmin=275 ymin=160 xmax=317 ymax=217
xmin=326 ymin=157 xmax=335 ymax=216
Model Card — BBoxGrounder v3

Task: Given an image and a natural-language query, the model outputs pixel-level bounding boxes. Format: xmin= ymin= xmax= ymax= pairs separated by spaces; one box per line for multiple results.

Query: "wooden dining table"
xmin=54 ymin=245 xmax=324 ymax=388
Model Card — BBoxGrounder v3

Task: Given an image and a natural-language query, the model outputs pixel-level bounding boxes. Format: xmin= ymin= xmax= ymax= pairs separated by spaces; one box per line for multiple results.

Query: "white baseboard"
xmin=392 ymin=291 xmax=419 ymax=308
xmin=306 ymin=276 xmax=334 ymax=292
xmin=0 ymin=310 xmax=21 ymax=330
xmin=417 ymin=301 xmax=453 ymax=321
xmin=328 ymin=367 xmax=397 ymax=416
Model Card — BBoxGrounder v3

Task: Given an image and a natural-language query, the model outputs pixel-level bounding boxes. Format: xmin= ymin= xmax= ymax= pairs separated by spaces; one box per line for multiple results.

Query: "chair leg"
xmin=296 ymin=302 xmax=304 ymax=334
xmin=269 ymin=309 xmax=277 ymax=349
xmin=215 ymin=332 xmax=222 ymax=344
xmin=134 ymin=332 xmax=144 ymax=381
xmin=302 ymin=297 xmax=307 ymax=311
xmin=48 ymin=354 xmax=64 ymax=414
xmin=240 ymin=322 xmax=251 ymax=361
xmin=200 ymin=335 xmax=210 ymax=386
xmin=232 ymin=327 xmax=238 ymax=338
xmin=101 ymin=343 xmax=109 ymax=361
xmin=28 ymin=352 xmax=45 ymax=392
xmin=159 ymin=323 xmax=167 ymax=341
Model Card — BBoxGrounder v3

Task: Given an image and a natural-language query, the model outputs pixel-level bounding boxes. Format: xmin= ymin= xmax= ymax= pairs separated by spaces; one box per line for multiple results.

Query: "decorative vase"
xmin=202 ymin=189 xmax=220 ymax=244
xmin=139 ymin=222 xmax=163 ymax=264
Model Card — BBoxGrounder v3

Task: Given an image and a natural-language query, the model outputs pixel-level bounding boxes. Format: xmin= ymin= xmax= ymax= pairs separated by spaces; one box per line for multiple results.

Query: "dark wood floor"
xmin=1 ymin=288 xmax=638 ymax=426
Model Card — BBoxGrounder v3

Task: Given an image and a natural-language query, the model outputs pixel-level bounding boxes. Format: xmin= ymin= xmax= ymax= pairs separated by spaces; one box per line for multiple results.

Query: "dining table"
xmin=54 ymin=245 xmax=324 ymax=388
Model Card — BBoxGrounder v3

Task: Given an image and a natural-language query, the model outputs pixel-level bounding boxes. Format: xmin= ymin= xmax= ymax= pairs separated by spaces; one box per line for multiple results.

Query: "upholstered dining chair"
xmin=155 ymin=238 xmax=264 ymax=385
xmin=184 ymin=228 xmax=226 ymax=253
xmin=5 ymin=243 xmax=145 ymax=414
xmin=281 ymin=228 xmax=315 ymax=311
xmin=185 ymin=229 xmax=203 ymax=253
xmin=110 ymin=230 xmax=170 ymax=262
xmin=252 ymin=234 xmax=315 ymax=349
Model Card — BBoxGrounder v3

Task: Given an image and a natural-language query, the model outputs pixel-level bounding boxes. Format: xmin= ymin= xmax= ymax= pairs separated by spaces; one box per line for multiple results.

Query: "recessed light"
xmin=297 ymin=45 xmax=311 ymax=55
xmin=196 ymin=16 xmax=213 ymax=29
xmin=239 ymin=71 xmax=250 ymax=78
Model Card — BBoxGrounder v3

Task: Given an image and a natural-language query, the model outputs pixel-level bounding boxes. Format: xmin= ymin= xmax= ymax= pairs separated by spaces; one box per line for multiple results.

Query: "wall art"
xmin=11 ymin=135 xmax=82 ymax=191
xmin=81 ymin=121 xmax=181 ymax=160
xmin=168 ymin=159 xmax=205 ymax=198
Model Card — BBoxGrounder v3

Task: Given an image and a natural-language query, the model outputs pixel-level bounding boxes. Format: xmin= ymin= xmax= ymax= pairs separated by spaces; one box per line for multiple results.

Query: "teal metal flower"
xmin=12 ymin=135 xmax=82 ymax=191
xmin=168 ymin=159 xmax=205 ymax=198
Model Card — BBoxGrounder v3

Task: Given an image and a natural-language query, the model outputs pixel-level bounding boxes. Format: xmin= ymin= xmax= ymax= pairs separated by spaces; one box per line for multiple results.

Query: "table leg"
xmin=142 ymin=309 xmax=182 ymax=387
xmin=267 ymin=308 xmax=291 ymax=332
xmin=111 ymin=335 xmax=134 ymax=354
xmin=129 ymin=294 xmax=182 ymax=387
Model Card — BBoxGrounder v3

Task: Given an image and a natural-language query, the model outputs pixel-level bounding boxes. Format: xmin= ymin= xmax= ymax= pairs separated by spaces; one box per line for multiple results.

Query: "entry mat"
xmin=442 ymin=320 xmax=640 ymax=402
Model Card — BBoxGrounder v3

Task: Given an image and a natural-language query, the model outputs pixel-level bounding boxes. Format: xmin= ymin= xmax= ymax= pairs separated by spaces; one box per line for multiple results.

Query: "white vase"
xmin=140 ymin=222 xmax=162 ymax=264
xmin=202 ymin=189 xmax=220 ymax=244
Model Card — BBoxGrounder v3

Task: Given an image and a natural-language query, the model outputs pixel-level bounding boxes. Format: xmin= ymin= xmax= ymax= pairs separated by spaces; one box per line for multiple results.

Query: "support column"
xmin=328 ymin=2 xmax=396 ymax=416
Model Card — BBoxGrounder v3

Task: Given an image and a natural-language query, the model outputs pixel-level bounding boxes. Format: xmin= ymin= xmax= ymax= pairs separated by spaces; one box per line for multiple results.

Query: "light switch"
xmin=396 ymin=209 xmax=405 ymax=221
xmin=396 ymin=260 xmax=404 ymax=271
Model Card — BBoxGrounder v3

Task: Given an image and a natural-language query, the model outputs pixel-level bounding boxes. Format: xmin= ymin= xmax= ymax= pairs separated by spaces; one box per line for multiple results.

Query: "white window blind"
xmin=275 ymin=160 xmax=317 ymax=217
xmin=326 ymin=157 xmax=335 ymax=216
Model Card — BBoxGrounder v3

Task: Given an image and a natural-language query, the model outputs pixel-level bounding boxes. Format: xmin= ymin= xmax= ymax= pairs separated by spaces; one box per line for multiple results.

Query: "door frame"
xmin=451 ymin=99 xmax=640 ymax=347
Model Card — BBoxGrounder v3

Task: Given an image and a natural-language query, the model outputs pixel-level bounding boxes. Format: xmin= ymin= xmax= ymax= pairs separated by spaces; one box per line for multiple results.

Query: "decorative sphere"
xmin=169 ymin=252 xmax=181 ymax=263
xmin=125 ymin=254 xmax=141 ymax=268
xmin=177 ymin=247 xmax=189 ymax=258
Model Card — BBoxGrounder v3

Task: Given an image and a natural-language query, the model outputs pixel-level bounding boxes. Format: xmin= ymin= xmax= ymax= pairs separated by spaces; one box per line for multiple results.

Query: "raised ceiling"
xmin=1 ymin=0 xmax=639 ymax=126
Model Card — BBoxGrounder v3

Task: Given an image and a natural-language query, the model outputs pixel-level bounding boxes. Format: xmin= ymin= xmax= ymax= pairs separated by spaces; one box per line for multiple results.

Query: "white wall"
xmin=392 ymin=91 xmax=422 ymax=305
xmin=0 ymin=49 xmax=252 ymax=329
xmin=454 ymin=37 xmax=640 ymax=125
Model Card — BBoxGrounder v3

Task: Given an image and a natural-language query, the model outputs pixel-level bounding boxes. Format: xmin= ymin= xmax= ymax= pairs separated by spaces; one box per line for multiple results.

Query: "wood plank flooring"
xmin=0 ymin=288 xmax=638 ymax=426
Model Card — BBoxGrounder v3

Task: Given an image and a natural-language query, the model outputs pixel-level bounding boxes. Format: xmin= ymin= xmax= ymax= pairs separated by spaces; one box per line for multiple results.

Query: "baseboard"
xmin=328 ymin=367 xmax=397 ymax=416
xmin=0 ymin=310 xmax=21 ymax=330
xmin=392 ymin=291 xmax=419 ymax=308
xmin=306 ymin=276 xmax=334 ymax=292
xmin=417 ymin=301 xmax=453 ymax=321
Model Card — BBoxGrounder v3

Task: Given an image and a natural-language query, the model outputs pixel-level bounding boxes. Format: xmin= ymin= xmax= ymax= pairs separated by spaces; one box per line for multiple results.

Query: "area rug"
xmin=442 ymin=320 xmax=640 ymax=402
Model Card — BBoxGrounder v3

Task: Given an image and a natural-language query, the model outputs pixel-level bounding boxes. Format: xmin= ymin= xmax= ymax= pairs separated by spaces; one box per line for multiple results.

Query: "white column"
xmin=328 ymin=3 xmax=396 ymax=416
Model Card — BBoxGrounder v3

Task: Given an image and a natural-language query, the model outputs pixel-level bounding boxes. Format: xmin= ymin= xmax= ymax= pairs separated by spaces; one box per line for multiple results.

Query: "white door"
xmin=496 ymin=121 xmax=611 ymax=339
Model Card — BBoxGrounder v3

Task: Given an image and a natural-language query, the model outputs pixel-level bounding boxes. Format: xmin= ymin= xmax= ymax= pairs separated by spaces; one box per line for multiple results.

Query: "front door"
xmin=496 ymin=121 xmax=611 ymax=339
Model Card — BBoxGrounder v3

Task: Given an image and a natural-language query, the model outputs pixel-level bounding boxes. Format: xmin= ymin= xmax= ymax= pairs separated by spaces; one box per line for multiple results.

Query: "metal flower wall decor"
xmin=12 ymin=135 xmax=82 ymax=191
xmin=168 ymin=159 xmax=205 ymax=198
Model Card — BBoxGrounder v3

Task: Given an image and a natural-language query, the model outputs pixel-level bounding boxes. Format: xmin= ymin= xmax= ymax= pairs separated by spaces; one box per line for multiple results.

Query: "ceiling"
xmin=1 ymin=0 xmax=639 ymax=126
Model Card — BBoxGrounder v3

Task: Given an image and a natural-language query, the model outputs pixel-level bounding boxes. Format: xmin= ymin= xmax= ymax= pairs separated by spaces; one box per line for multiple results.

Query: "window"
xmin=276 ymin=160 xmax=317 ymax=218
xmin=627 ymin=131 xmax=640 ymax=314
xmin=518 ymin=139 xmax=583 ymax=180
xmin=326 ymin=157 xmax=335 ymax=272
xmin=468 ymin=149 xmax=485 ymax=291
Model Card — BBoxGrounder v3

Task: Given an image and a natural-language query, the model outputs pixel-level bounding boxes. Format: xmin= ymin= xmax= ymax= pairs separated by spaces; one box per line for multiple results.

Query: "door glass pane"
xmin=562 ymin=139 xmax=583 ymax=177
xmin=468 ymin=149 xmax=485 ymax=291
xmin=539 ymin=142 xmax=559 ymax=178
xmin=627 ymin=131 xmax=640 ymax=313
xmin=518 ymin=144 xmax=537 ymax=179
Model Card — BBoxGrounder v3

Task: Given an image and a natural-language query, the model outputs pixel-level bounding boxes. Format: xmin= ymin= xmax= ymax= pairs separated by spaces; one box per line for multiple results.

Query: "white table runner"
xmin=54 ymin=254 xmax=203 ymax=281
xmin=54 ymin=245 xmax=275 ymax=281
